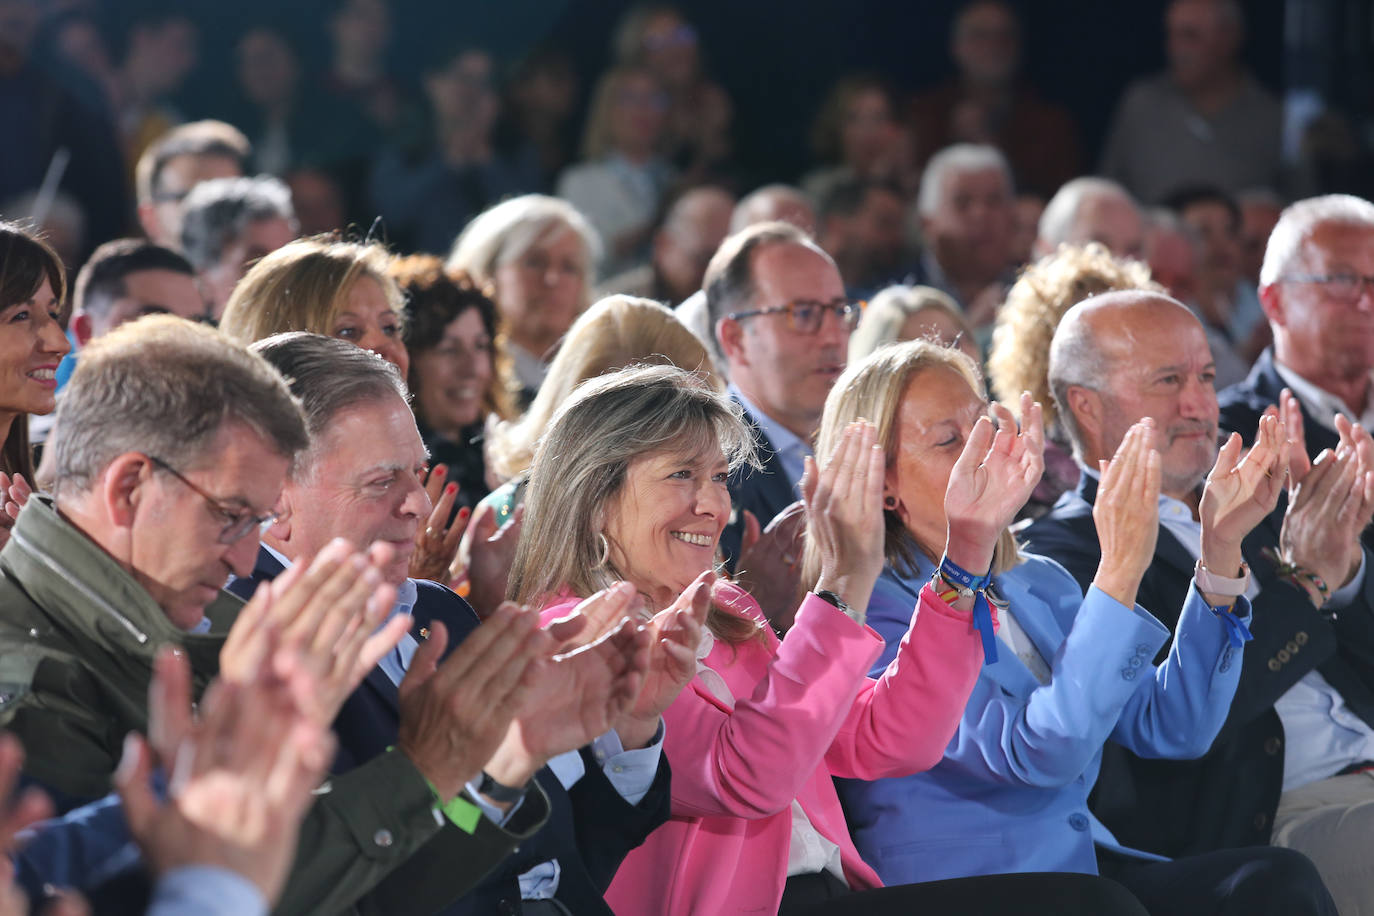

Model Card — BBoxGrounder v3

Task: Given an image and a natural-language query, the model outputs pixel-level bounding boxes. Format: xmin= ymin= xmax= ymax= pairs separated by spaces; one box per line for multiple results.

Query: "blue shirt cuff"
xmin=147 ymin=865 xmax=266 ymax=916
xmin=1330 ymin=549 xmax=1367 ymax=607
xmin=591 ymin=721 xmax=665 ymax=806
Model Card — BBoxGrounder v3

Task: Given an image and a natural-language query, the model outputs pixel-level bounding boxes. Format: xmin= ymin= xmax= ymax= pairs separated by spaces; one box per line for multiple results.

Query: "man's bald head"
xmin=654 ymin=186 xmax=736 ymax=302
xmin=1036 ymin=178 xmax=1144 ymax=259
xmin=1051 ymin=290 xmax=1219 ymax=496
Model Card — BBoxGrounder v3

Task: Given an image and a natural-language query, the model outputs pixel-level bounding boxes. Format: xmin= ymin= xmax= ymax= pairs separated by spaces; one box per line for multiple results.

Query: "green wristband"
xmin=388 ymin=747 xmax=482 ymax=834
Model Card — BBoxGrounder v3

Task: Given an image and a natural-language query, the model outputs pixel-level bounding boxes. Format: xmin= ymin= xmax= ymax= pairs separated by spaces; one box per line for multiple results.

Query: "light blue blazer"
xmin=837 ymin=551 xmax=1249 ymax=883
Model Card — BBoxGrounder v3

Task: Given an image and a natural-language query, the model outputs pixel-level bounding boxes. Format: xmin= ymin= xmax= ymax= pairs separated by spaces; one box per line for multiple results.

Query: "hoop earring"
xmin=596 ymin=532 xmax=611 ymax=567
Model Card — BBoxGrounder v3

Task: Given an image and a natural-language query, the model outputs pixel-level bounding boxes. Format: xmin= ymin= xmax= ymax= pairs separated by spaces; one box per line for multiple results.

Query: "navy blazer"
xmin=720 ymin=403 xmax=799 ymax=571
xmin=1024 ymin=476 xmax=1374 ymax=857
xmin=232 ymin=547 xmax=672 ymax=916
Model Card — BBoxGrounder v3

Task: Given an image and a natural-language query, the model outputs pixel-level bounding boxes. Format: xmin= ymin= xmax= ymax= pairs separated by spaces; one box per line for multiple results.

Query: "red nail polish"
xmin=445 ymin=483 xmax=457 ymax=495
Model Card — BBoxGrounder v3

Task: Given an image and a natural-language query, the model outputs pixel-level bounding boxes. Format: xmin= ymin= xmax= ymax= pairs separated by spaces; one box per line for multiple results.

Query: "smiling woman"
xmin=0 ymin=222 xmax=71 ymax=483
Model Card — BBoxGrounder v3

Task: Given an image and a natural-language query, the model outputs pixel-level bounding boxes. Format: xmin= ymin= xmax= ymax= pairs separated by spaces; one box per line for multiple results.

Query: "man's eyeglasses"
xmin=1279 ymin=273 xmax=1374 ymax=304
xmin=726 ymin=298 xmax=866 ymax=335
xmin=147 ymin=455 xmax=279 ymax=545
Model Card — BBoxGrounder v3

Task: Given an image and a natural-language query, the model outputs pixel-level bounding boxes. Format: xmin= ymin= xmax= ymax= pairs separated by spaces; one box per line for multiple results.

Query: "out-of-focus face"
xmin=331 ymin=0 xmax=390 ymax=61
xmin=851 ymin=188 xmax=907 ymax=276
xmin=609 ymin=70 xmax=667 ymax=157
xmin=331 ymin=275 xmax=409 ymax=376
xmin=1239 ymin=199 xmax=1282 ymax=284
xmin=724 ymin=243 xmax=848 ymax=435
xmin=287 ymin=170 xmax=346 ymax=236
xmin=132 ymin=424 xmax=289 ymax=630
xmin=886 ymin=366 xmax=986 ymax=554
xmin=899 ymin=307 xmax=980 ymax=363
xmin=952 ymin=1 xmax=1020 ymax=86
xmin=1067 ymin=193 xmax=1145 ymax=260
xmin=1179 ymin=200 xmax=1242 ymax=293
xmin=639 ymin=10 xmax=699 ymax=90
xmin=0 ymin=277 xmax=69 ymax=416
xmin=89 ymin=268 xmax=206 ymax=341
xmin=1010 ymin=193 xmax=1044 ymax=266
xmin=413 ymin=307 xmax=493 ymax=435
xmin=1091 ymin=303 xmax=1219 ymax=496
xmin=604 ymin=437 xmax=730 ymax=610
xmin=925 ymin=166 xmax=1016 ymax=278
xmin=1146 ymin=226 xmax=1200 ymax=305
xmin=276 ymin=396 xmax=429 ymax=586
xmin=200 ymin=216 xmax=297 ymax=320
xmin=840 ymin=88 xmax=897 ymax=172
xmin=655 ymin=191 xmax=733 ymax=303
xmin=424 ymin=50 xmax=496 ymax=131
xmin=1266 ymin=221 xmax=1374 ymax=384
xmin=493 ymin=227 xmax=586 ymax=355
xmin=1167 ymin=0 xmax=1235 ymax=90
xmin=149 ymin=153 xmax=242 ymax=249
xmin=136 ymin=17 xmax=198 ymax=94
xmin=55 ymin=18 xmax=111 ymax=80
xmin=0 ymin=0 xmax=41 ymax=67
xmin=237 ymin=28 xmax=297 ymax=109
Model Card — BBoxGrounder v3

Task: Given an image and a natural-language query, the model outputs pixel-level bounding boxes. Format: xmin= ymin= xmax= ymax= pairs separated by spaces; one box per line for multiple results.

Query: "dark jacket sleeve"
xmin=567 ymin=746 xmax=672 ymax=893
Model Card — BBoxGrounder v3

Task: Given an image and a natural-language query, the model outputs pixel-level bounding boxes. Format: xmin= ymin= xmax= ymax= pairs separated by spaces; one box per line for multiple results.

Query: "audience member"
xmin=1025 ymin=291 xmax=1374 ymax=915
xmin=815 ymin=178 xmax=909 ymax=299
xmin=913 ymin=143 xmax=1016 ymax=330
xmin=178 ymin=175 xmax=298 ymax=319
xmin=320 ymin=0 xmax=413 ymax=134
xmin=107 ymin=8 xmax=199 ymax=177
xmin=557 ymin=66 xmax=675 ymax=279
xmin=285 ymin=166 xmax=349 ymax=236
xmin=448 ymin=194 xmax=602 ymax=404
xmin=802 ymin=74 xmax=915 ymax=205
xmin=392 ymin=254 xmax=514 ymax=519
xmin=0 ymin=191 xmax=86 ymax=275
xmin=987 ymin=243 xmax=1160 ymax=518
xmin=243 ymin=332 xmax=665 ymax=915
xmin=847 ymin=284 xmax=977 ymax=364
xmin=1035 ymin=176 xmax=1145 ymax=260
xmin=833 ymin=340 xmax=1337 ymax=915
xmin=135 ymin=120 xmax=250 ymax=249
xmin=493 ymin=45 xmax=582 ymax=191
xmin=1009 ymin=190 xmax=1045 ymax=267
xmin=909 ymin=0 xmax=1082 ymax=197
xmin=520 ymin=365 xmax=1150 ymax=916
xmin=370 ymin=46 xmax=539 ymax=255
xmin=596 ymin=185 xmax=734 ymax=304
xmin=1237 ymin=188 xmax=1284 ymax=283
xmin=1100 ymin=0 xmax=1282 ymax=203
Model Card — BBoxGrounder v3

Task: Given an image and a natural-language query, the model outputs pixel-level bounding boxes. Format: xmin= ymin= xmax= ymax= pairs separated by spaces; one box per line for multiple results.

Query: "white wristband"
xmin=1194 ymin=559 xmax=1250 ymax=597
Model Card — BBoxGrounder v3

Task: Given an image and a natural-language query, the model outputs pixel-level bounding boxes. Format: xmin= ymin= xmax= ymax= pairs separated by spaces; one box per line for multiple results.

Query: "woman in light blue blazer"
xmin=820 ymin=340 xmax=1336 ymax=915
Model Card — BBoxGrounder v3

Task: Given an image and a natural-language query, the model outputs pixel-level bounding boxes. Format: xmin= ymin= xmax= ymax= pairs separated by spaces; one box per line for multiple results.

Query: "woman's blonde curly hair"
xmin=987 ymin=243 xmax=1160 ymax=434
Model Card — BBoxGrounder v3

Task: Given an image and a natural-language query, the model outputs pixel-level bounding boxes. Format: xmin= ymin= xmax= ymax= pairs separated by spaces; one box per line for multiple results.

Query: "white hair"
xmin=1037 ymin=177 xmax=1135 ymax=248
xmin=1258 ymin=194 xmax=1374 ymax=288
xmin=447 ymin=194 xmax=603 ymax=284
xmin=916 ymin=144 xmax=1013 ymax=218
xmin=1047 ymin=304 xmax=1112 ymax=460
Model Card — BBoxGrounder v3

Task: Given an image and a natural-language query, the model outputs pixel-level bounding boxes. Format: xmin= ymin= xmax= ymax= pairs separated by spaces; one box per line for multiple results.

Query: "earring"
xmin=596 ymin=532 xmax=611 ymax=567
xmin=883 ymin=496 xmax=897 ymax=509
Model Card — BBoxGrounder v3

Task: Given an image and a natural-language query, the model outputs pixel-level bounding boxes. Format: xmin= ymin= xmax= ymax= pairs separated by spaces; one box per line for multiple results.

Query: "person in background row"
xmin=448 ymin=194 xmax=602 ymax=405
xmin=134 ymin=120 xmax=250 ymax=250
xmin=1236 ymin=188 xmax=1284 ymax=284
xmin=594 ymin=185 xmax=734 ymax=305
xmin=320 ymin=0 xmax=413 ymax=134
xmin=815 ymin=178 xmax=910 ymax=301
xmin=178 ymin=174 xmax=298 ymax=320
xmin=802 ymin=73 xmax=916 ymax=206
xmin=558 ymin=66 xmax=675 ymax=280
xmin=987 ymin=243 xmax=1160 ymax=518
xmin=847 ymin=284 xmax=978 ymax=365
xmin=1035 ymin=177 xmax=1145 ymax=261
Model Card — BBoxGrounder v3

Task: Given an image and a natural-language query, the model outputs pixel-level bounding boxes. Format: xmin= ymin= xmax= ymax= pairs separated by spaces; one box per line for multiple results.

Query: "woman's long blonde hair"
xmin=803 ymin=339 xmax=1023 ymax=586
xmin=486 ymin=295 xmax=723 ymax=482
xmin=508 ymin=363 xmax=762 ymax=644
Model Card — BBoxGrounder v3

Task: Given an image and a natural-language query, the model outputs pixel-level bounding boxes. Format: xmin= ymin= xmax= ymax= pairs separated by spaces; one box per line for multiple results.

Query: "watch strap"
xmin=1194 ymin=559 xmax=1250 ymax=597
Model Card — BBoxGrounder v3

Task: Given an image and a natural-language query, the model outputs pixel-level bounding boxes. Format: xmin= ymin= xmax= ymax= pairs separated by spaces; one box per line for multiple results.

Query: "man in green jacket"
xmin=0 ymin=317 xmax=560 ymax=914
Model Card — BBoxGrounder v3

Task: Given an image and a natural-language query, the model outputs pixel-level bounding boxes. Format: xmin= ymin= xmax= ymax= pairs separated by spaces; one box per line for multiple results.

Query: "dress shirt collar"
xmin=729 ymin=383 xmax=811 ymax=491
xmin=1272 ymin=361 xmax=1374 ymax=435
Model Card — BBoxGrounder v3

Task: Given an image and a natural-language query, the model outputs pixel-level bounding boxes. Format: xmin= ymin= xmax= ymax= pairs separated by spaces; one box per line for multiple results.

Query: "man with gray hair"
xmin=1035 ymin=176 xmax=1145 ymax=260
xmin=1026 ymin=290 xmax=1374 ymax=913
xmin=594 ymin=185 xmax=734 ymax=305
xmin=913 ymin=143 xmax=1015 ymax=318
xmin=179 ymin=175 xmax=298 ymax=319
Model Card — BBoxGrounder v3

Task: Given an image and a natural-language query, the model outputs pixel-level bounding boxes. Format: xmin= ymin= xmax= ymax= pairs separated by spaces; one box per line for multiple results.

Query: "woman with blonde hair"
xmin=848 ymin=283 xmax=978 ymax=364
xmin=448 ymin=194 xmax=601 ymax=405
xmin=824 ymin=339 xmax=1328 ymax=916
xmin=986 ymin=243 xmax=1160 ymax=516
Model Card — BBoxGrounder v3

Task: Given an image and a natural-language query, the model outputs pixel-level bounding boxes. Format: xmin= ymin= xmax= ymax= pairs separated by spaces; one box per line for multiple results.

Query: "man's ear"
xmin=717 ymin=316 xmax=747 ymax=367
xmin=101 ymin=452 xmax=152 ymax=530
xmin=264 ymin=486 xmax=295 ymax=544
xmin=1065 ymin=385 xmax=1104 ymax=457
xmin=1258 ymin=283 xmax=1285 ymax=329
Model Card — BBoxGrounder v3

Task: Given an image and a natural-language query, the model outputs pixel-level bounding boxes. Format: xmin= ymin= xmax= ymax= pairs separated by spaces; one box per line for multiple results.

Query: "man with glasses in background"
xmin=705 ymin=221 xmax=860 ymax=580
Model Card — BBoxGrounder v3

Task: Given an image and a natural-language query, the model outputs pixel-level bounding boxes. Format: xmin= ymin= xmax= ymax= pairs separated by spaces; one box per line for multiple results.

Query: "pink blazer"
xmin=542 ymin=581 xmax=985 ymax=916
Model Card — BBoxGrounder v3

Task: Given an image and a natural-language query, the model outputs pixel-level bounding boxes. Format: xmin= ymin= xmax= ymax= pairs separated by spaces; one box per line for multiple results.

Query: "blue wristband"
xmin=1209 ymin=604 xmax=1254 ymax=650
xmin=972 ymin=592 xmax=999 ymax=665
xmin=939 ymin=554 xmax=991 ymax=591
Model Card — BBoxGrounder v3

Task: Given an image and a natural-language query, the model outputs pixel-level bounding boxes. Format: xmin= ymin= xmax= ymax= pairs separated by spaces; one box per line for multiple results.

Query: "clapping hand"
xmin=1199 ymin=414 xmax=1289 ymax=582
xmin=0 ymin=732 xmax=53 ymax=916
xmin=1091 ymin=419 xmax=1162 ymax=607
xmin=451 ymin=503 xmax=524 ymax=618
xmin=804 ymin=420 xmax=886 ymax=623
xmin=1280 ymin=416 xmax=1374 ymax=600
xmin=410 ymin=465 xmax=469 ymax=584
xmin=943 ymin=394 xmax=1045 ymax=576
xmin=0 ymin=472 xmax=32 ymax=551
xmin=735 ymin=504 xmax=806 ymax=633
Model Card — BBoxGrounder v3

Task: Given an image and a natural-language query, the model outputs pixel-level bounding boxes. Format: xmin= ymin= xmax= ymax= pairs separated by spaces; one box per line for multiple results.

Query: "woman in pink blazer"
xmin=513 ymin=364 xmax=1148 ymax=915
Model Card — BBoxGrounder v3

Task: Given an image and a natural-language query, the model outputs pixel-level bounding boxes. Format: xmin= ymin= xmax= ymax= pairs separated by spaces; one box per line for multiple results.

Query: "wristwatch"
xmin=1194 ymin=560 xmax=1250 ymax=598
xmin=814 ymin=589 xmax=851 ymax=615
xmin=476 ymin=769 xmax=529 ymax=805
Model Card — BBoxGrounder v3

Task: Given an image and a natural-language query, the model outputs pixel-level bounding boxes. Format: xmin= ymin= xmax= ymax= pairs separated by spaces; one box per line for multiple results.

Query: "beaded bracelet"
xmin=1261 ymin=547 xmax=1332 ymax=608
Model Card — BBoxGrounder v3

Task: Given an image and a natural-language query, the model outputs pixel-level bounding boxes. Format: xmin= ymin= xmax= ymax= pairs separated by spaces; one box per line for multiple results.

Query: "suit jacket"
xmin=1217 ymin=347 xmax=1374 ymax=552
xmin=1023 ymin=475 xmax=1374 ymax=857
xmin=720 ymin=403 xmax=798 ymax=570
xmin=596 ymin=582 xmax=984 ymax=916
xmin=234 ymin=548 xmax=672 ymax=916
xmin=838 ymin=554 xmax=1244 ymax=883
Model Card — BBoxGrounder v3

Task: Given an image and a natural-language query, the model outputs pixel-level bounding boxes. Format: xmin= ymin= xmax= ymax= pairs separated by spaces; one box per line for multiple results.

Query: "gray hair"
xmin=1047 ymin=307 xmax=1111 ymax=460
xmin=1038 ymin=177 xmax=1135 ymax=249
xmin=730 ymin=184 xmax=815 ymax=234
xmin=702 ymin=220 xmax=819 ymax=336
xmin=248 ymin=332 xmax=410 ymax=478
xmin=917 ymin=143 xmax=1013 ymax=218
xmin=1258 ymin=194 xmax=1374 ymax=288
xmin=447 ymin=194 xmax=602 ymax=291
xmin=179 ymin=176 xmax=297 ymax=272
xmin=848 ymin=284 xmax=970 ymax=363
xmin=54 ymin=316 xmax=308 ymax=494
xmin=508 ymin=363 xmax=756 ymax=610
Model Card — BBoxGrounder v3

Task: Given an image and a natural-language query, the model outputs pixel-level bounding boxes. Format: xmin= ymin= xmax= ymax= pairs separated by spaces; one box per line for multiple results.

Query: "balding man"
xmin=595 ymin=186 xmax=734 ymax=305
xmin=1035 ymin=177 xmax=1145 ymax=260
xmin=135 ymin=120 xmax=251 ymax=249
xmin=1099 ymin=0 xmax=1281 ymax=203
xmin=1025 ymin=291 xmax=1374 ymax=914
